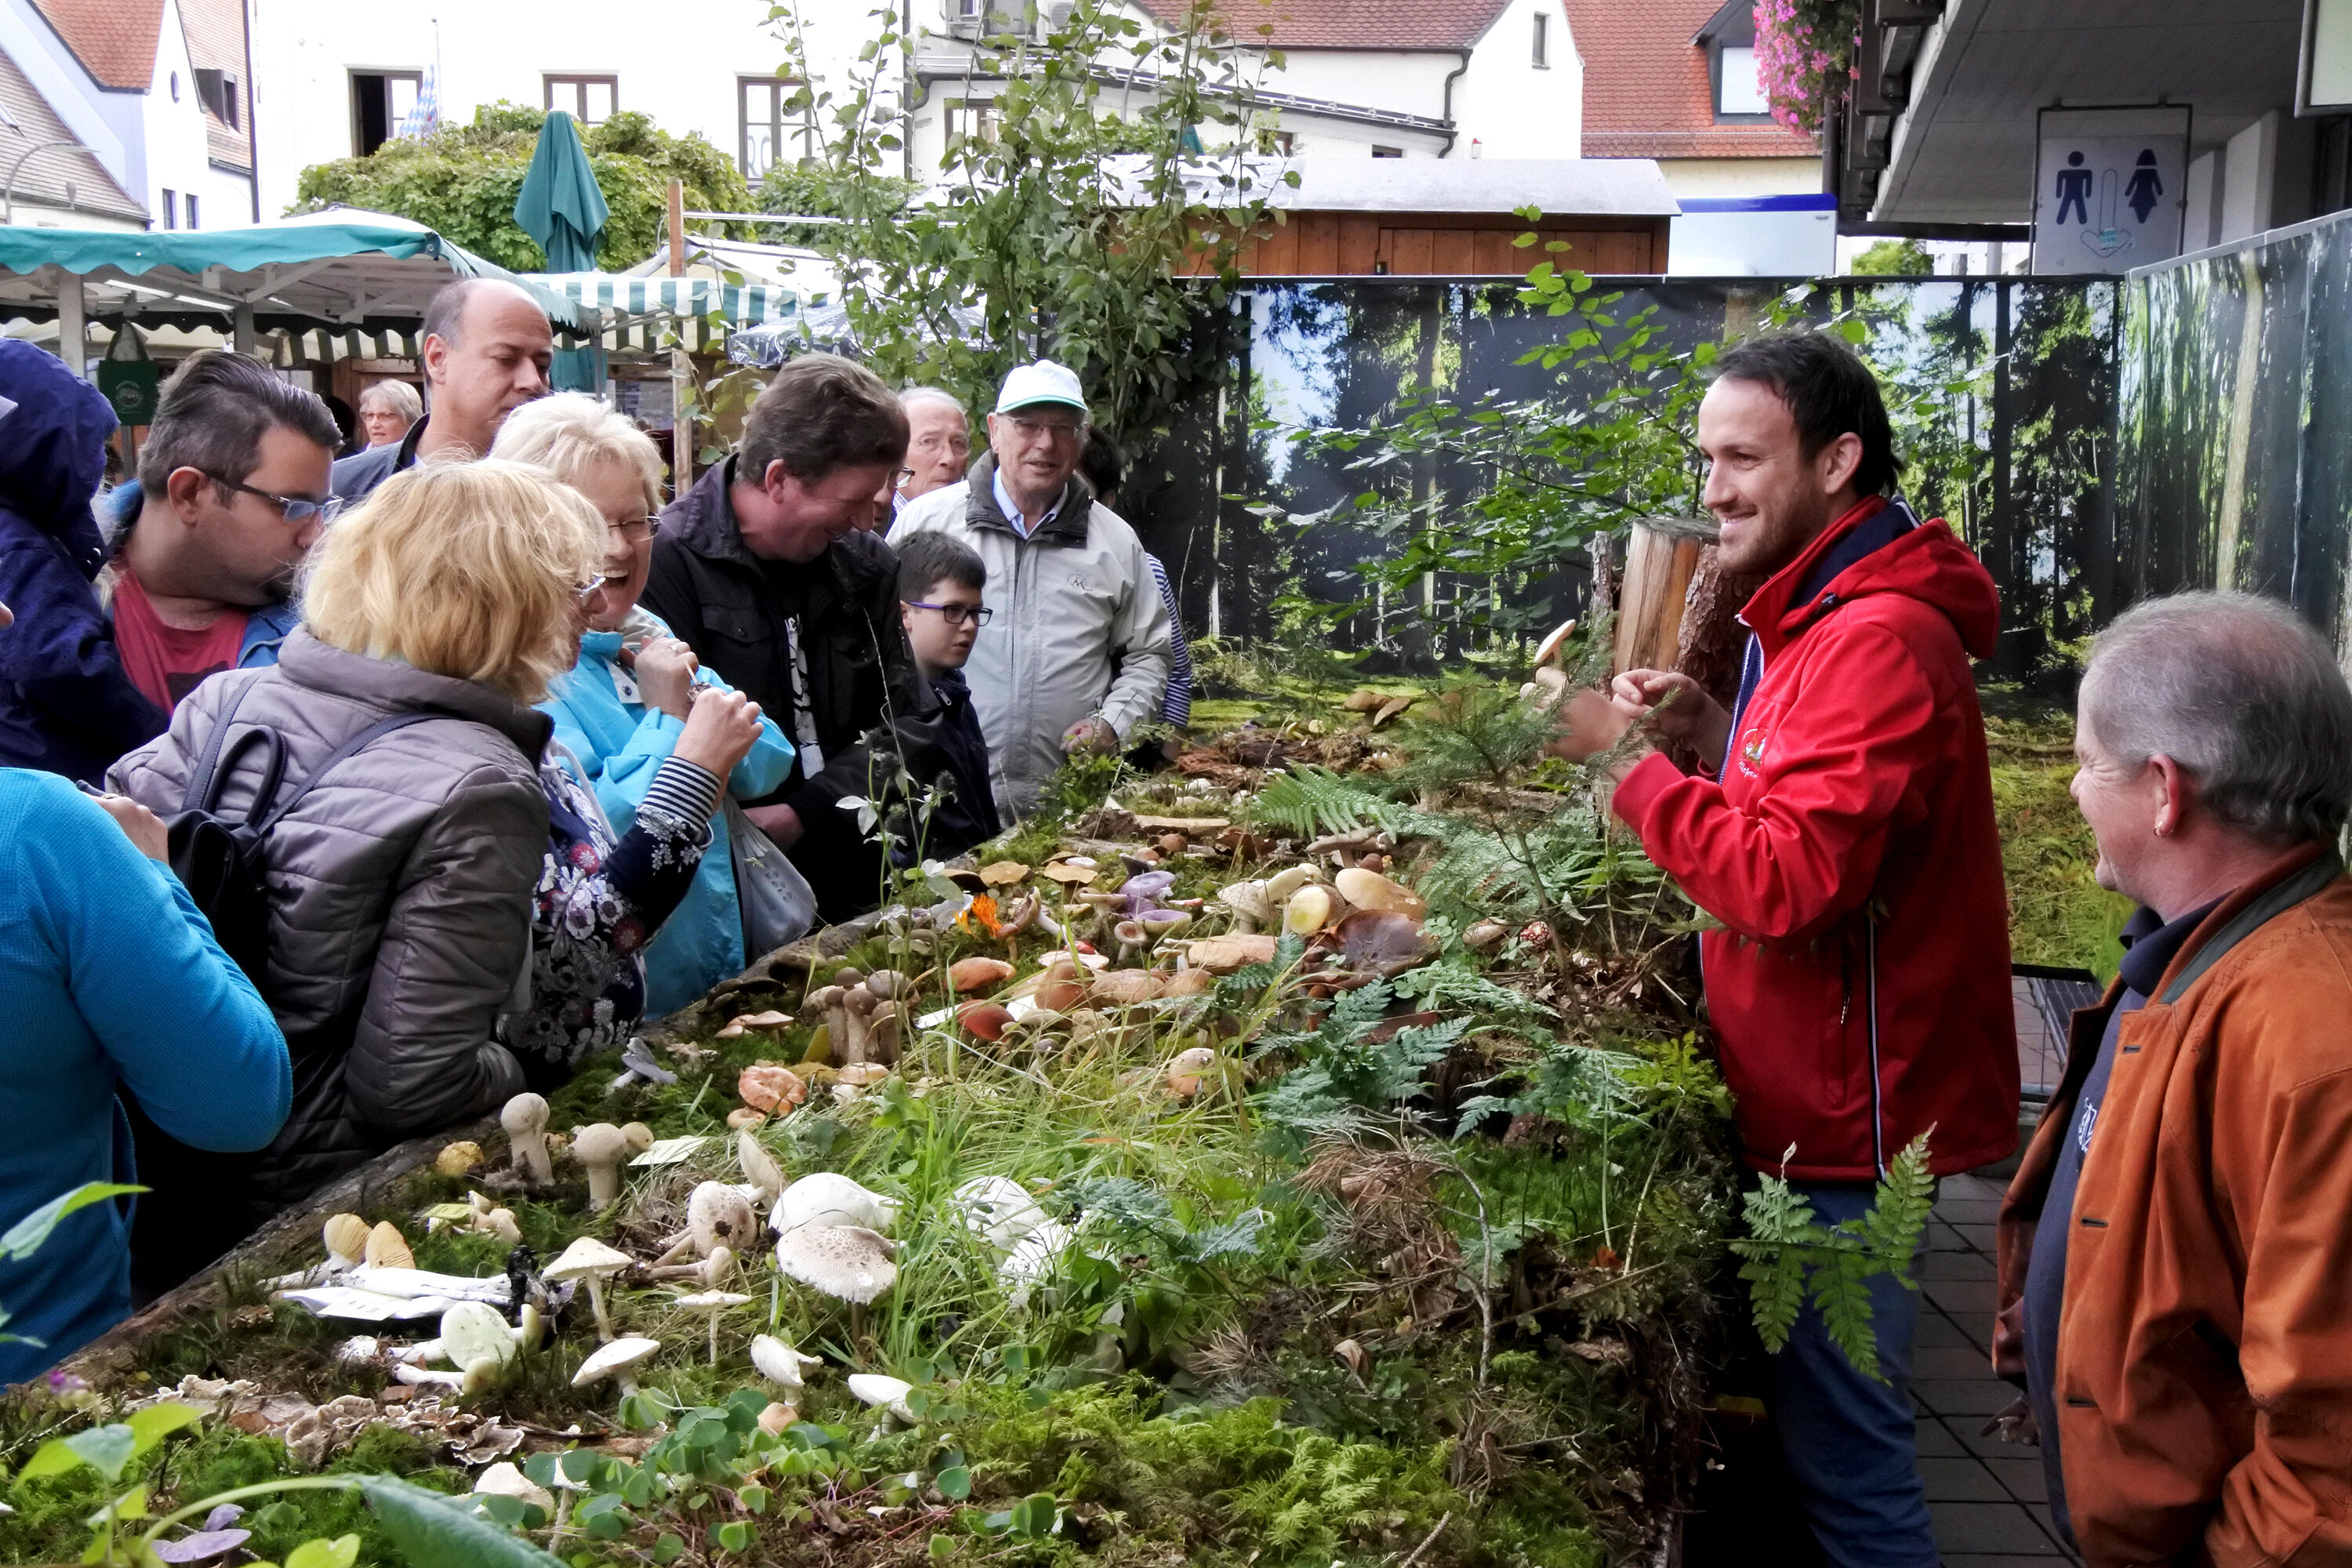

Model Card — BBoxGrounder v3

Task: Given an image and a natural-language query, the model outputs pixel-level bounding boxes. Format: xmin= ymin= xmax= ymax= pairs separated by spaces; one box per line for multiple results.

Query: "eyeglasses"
xmin=572 ymin=578 xmax=612 ymax=606
xmin=895 ymin=467 xmax=916 ymax=485
xmin=1006 ymin=415 xmax=1083 ymax=443
xmin=609 ymin=515 xmax=662 ymax=543
xmin=205 ymin=474 xmax=344 ymax=526
xmin=906 ymin=601 xmax=992 ymax=627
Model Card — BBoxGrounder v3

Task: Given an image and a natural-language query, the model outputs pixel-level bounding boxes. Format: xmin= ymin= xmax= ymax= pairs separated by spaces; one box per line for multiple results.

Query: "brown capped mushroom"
xmin=978 ymin=860 xmax=1031 ymax=887
xmin=1342 ymin=688 xmax=1384 ymax=713
xmin=956 ymin=1001 xmax=1014 ymax=1041
xmin=866 ymin=999 xmax=906 ymax=1065
xmin=863 ymin=969 xmax=911 ymax=1000
xmin=841 ymin=986 xmax=877 ymax=1064
xmin=323 ymin=1214 xmax=369 ymax=1266
xmin=1166 ymin=1046 xmax=1217 ymax=1097
xmin=739 ymin=1063 xmax=806 ymax=1113
xmin=572 ymin=1123 xmax=633 ymax=1213
xmin=500 ymin=1093 xmax=553 ymax=1185
xmin=435 ymin=1141 xmax=483 ymax=1178
xmin=1334 ymin=867 xmax=1427 ymax=920
xmin=363 ymin=1221 xmax=413 ymax=1270
xmin=948 ymin=956 xmax=1014 ymax=993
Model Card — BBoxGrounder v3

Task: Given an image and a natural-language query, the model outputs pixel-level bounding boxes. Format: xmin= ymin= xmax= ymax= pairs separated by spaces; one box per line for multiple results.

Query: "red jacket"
xmin=1613 ymin=500 xmax=2018 ymax=1181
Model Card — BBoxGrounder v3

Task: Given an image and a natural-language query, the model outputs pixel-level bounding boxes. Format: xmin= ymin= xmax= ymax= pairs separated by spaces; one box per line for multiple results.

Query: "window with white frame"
xmin=945 ymin=99 xmax=1000 ymax=147
xmin=740 ymin=77 xmax=815 ymax=181
xmin=544 ymin=74 xmax=618 ymax=125
xmin=1717 ymin=46 xmax=1767 ymax=115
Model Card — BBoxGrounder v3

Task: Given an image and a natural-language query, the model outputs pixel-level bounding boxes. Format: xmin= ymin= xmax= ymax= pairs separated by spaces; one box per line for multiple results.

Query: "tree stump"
xmin=1610 ymin=517 xmax=1717 ymax=677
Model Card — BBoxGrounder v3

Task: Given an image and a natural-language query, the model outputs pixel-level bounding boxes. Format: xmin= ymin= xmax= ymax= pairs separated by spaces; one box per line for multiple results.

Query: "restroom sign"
xmin=2034 ymin=107 xmax=2190 ymax=276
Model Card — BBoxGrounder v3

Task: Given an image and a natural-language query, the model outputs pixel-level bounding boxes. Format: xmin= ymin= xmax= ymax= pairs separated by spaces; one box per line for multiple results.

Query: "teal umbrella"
xmin=514 ymin=110 xmax=610 ymax=393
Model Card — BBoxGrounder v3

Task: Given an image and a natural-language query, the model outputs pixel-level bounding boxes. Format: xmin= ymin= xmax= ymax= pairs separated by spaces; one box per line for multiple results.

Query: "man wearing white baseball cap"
xmin=890 ymin=361 xmax=1172 ymax=818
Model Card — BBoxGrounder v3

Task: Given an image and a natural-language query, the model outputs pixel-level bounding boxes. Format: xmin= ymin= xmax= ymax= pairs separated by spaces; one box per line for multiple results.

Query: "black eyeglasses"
xmin=906 ymin=601 xmax=992 ymax=627
xmin=205 ymin=474 xmax=343 ymax=526
xmin=894 ymin=467 xmax=916 ymax=485
xmin=610 ymin=515 xmax=662 ymax=543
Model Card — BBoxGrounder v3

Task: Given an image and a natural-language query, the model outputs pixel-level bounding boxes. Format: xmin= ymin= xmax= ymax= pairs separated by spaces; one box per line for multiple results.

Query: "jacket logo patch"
xmin=1736 ymin=724 xmax=1769 ymax=777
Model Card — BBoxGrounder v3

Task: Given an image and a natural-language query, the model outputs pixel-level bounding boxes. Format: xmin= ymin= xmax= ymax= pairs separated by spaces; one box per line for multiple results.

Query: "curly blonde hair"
xmin=302 ymin=458 xmax=603 ymax=703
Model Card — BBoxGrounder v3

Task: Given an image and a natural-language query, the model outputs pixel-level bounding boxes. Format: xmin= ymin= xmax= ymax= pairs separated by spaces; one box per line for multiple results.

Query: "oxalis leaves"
xmin=1728 ymin=1131 xmax=1939 ymax=1381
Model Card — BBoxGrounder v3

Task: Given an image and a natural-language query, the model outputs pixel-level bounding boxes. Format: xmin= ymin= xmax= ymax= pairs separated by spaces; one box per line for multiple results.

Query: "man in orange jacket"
xmin=1556 ymin=329 xmax=2017 ymax=1567
xmin=1988 ymin=590 xmax=2352 ymax=1566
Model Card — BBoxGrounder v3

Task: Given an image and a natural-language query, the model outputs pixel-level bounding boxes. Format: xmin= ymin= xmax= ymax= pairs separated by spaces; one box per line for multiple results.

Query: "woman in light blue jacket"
xmin=495 ymin=397 xmax=795 ymax=1016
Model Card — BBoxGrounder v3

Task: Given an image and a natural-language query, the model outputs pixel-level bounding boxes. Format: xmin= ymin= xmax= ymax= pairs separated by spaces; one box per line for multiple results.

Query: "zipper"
xmin=1866 ymin=920 xmax=1886 ymax=1177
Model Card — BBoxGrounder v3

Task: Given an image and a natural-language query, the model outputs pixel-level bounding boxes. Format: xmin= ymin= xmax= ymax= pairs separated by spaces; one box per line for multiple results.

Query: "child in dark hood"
xmin=0 ymin=341 xmax=164 ymax=782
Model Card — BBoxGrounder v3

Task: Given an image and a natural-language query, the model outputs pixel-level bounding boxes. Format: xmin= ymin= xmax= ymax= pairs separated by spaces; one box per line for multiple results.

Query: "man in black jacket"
xmin=642 ymin=354 xmax=943 ymax=924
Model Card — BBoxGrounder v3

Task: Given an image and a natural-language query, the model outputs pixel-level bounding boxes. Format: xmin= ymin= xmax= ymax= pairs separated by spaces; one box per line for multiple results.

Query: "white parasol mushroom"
xmin=771 ymin=1172 xmax=899 ymax=1236
xmin=847 ymin=1372 xmax=919 ymax=1425
xmin=750 ymin=1334 xmax=824 ymax=1399
xmin=572 ymin=1336 xmax=662 ymax=1402
xmin=772 ymin=1225 xmax=896 ymax=1304
xmin=672 ymin=1290 xmax=753 ymax=1364
xmin=951 ymin=1176 xmax=1047 ymax=1254
xmin=543 ymin=1236 xmax=633 ymax=1341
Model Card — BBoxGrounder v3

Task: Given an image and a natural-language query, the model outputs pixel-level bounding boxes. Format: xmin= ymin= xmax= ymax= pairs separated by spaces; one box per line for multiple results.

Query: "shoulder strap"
xmin=178 ymin=678 xmax=285 ymax=818
xmin=255 ymin=710 xmax=445 ymax=834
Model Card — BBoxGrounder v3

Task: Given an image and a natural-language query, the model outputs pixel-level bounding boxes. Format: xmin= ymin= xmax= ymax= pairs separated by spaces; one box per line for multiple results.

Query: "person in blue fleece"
xmin=494 ymin=395 xmax=797 ymax=1015
xmin=0 ymin=593 xmax=290 ymax=1382
xmin=0 ymin=341 xmax=165 ymax=783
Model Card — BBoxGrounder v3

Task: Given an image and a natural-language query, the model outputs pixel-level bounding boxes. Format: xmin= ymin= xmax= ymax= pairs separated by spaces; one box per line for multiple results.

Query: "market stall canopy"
xmin=0 ymin=209 xmax=587 ymax=336
xmin=524 ymin=272 xmax=800 ymax=354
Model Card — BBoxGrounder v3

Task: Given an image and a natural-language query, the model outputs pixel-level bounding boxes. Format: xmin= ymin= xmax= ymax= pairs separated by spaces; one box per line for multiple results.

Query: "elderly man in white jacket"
xmin=889 ymin=361 xmax=1172 ymax=819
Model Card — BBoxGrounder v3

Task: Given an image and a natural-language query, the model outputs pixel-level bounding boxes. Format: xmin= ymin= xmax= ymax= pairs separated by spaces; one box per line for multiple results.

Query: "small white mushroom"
xmin=847 ymin=1372 xmax=919 ymax=1425
xmin=572 ymin=1336 xmax=662 ymax=1402
xmin=773 ymin=1225 xmax=896 ymax=1304
xmin=952 ymin=1176 xmax=1047 ymax=1254
xmin=1263 ymin=864 xmax=1324 ymax=903
xmin=737 ymin=1131 xmax=787 ymax=1207
xmin=501 ymin=1094 xmax=554 ymax=1185
xmin=1000 ymin=1219 xmax=1075 ymax=1309
xmin=750 ymin=1334 xmax=823 ymax=1399
xmin=471 ymin=1461 xmax=554 ymax=1520
xmin=394 ymin=1360 xmax=499 ymax=1396
xmin=673 ymin=1290 xmax=753 ymax=1364
xmin=771 ymin=1172 xmax=898 ymax=1236
xmin=572 ymin=1123 xmax=633 ymax=1212
xmin=645 ymin=1244 xmax=737 ymax=1290
xmin=543 ymin=1236 xmax=633 ymax=1341
xmin=1218 ymin=880 xmax=1272 ymax=934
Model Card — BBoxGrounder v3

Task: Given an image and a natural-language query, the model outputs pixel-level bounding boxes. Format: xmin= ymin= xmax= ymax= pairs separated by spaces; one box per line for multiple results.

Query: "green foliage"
xmin=1729 ymin=1131 xmax=1938 ymax=1381
xmin=1849 ymin=238 xmax=1934 ymax=276
xmin=292 ymin=104 xmax=752 ymax=270
xmin=1253 ymin=978 xmax=1472 ymax=1152
xmin=1388 ymin=679 xmax=1561 ymax=794
xmin=767 ymin=0 xmax=1294 ymax=434
xmin=1249 ymin=763 xmax=1391 ymax=839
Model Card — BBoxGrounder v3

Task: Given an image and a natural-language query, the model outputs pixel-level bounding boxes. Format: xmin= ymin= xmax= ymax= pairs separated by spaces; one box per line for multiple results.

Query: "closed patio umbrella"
xmin=514 ymin=111 xmax=610 ymax=393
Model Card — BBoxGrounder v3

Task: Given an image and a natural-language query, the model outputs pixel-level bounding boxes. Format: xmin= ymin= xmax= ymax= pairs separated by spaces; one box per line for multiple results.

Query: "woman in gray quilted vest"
xmin=110 ymin=460 xmax=604 ymax=1295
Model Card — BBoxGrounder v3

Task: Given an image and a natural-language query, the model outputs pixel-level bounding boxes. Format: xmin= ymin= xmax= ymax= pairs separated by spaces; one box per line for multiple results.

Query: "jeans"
xmin=1766 ymin=1179 xmax=1939 ymax=1568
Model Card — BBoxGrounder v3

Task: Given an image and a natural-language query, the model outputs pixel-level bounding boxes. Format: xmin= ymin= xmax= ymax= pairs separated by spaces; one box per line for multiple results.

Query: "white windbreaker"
xmin=890 ymin=455 xmax=1172 ymax=819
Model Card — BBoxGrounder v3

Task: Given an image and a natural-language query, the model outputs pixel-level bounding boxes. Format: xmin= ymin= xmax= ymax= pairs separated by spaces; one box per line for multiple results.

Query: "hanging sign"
xmin=2032 ymin=106 xmax=2190 ymax=276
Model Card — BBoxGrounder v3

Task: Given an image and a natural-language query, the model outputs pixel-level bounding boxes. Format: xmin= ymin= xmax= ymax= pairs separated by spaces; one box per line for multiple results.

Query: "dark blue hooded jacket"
xmin=0 ymin=343 xmax=165 ymax=783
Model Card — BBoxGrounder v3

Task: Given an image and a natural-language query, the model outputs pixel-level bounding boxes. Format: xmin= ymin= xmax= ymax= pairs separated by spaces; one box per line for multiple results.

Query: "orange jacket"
xmin=1994 ymin=844 xmax=2352 ymax=1568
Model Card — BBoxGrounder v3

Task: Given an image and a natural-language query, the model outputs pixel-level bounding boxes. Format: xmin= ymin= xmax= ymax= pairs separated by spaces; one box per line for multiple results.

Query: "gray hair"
xmin=2080 ymin=590 xmax=2352 ymax=845
xmin=359 ymin=379 xmax=422 ymax=423
xmin=899 ymin=386 xmax=967 ymax=419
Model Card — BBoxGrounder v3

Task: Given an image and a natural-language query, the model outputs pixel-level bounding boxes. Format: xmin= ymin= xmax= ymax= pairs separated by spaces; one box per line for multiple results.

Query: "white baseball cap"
xmin=993 ymin=360 xmax=1088 ymax=416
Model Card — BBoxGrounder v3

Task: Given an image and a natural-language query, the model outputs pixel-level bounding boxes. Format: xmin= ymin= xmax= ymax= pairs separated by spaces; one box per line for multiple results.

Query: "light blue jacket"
xmin=539 ymin=611 xmax=795 ymax=1016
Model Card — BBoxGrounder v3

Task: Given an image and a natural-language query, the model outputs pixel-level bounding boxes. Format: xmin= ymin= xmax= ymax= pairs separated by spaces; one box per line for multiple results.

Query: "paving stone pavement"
xmin=1915 ymin=1171 xmax=2081 ymax=1566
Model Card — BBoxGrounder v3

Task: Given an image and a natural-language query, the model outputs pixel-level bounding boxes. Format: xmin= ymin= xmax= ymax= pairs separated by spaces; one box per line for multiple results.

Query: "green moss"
xmin=1986 ymin=706 xmax=2132 ymax=979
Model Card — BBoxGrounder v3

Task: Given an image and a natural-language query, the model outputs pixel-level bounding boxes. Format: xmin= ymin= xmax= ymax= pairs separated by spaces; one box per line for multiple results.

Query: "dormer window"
xmin=1697 ymin=0 xmax=1774 ymax=123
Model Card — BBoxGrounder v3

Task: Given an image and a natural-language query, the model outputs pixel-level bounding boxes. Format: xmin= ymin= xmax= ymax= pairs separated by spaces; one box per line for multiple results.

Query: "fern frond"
xmin=1252 ymin=764 xmax=1392 ymax=838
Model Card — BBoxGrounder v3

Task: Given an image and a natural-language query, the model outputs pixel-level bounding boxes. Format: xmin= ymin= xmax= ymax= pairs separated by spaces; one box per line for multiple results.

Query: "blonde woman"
xmin=493 ymin=394 xmax=796 ymax=1017
xmin=107 ymin=459 xmax=602 ymax=1292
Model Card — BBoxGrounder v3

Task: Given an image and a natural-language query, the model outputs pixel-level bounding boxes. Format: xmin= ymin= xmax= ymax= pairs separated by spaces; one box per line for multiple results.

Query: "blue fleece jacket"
xmin=0 ymin=770 xmax=289 ymax=1382
xmin=0 ymin=343 xmax=165 ymax=784
xmin=540 ymin=613 xmax=796 ymax=1016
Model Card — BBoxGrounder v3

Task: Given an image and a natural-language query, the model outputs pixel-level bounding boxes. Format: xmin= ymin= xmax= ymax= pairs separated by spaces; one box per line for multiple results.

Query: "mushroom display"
xmin=773 ymin=1224 xmax=897 ymax=1304
xmin=500 ymin=1094 xmax=554 ymax=1186
xmin=571 ymin=1123 xmax=633 ymax=1212
xmin=544 ymin=1236 xmax=633 ymax=1341
xmin=654 ymin=1181 xmax=760 ymax=1265
xmin=572 ymin=1336 xmax=662 ymax=1402
xmin=673 ymin=1290 xmax=753 ymax=1363
xmin=322 ymin=1214 xmax=368 ymax=1267
xmin=772 ymin=1171 xmax=898 ymax=1235
xmin=1218 ymin=880 xmax=1273 ymax=933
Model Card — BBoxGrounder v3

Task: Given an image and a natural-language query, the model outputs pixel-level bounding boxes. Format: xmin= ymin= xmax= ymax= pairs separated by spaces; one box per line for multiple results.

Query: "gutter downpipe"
xmin=1440 ymin=49 xmax=1471 ymax=156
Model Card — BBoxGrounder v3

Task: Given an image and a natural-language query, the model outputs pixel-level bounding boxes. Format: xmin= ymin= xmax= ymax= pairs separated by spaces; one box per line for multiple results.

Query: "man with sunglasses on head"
xmin=110 ymin=351 xmax=343 ymax=713
xmin=889 ymin=361 xmax=1171 ymax=818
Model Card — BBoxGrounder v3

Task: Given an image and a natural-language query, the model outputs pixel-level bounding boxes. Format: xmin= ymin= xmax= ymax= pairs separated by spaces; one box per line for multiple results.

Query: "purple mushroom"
xmin=1120 ymin=870 xmax=1178 ymax=917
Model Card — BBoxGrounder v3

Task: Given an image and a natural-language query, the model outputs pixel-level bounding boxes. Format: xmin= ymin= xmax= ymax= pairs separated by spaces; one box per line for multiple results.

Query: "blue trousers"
xmin=1766 ymin=1180 xmax=1939 ymax=1568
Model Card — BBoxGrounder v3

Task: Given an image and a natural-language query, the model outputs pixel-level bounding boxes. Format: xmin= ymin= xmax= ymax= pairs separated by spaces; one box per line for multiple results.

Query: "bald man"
xmin=333 ymin=278 xmax=554 ymax=503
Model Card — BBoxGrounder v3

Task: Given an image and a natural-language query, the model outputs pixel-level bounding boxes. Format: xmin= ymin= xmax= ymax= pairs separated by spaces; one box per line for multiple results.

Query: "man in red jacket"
xmin=1557 ymin=330 xmax=2018 ymax=1567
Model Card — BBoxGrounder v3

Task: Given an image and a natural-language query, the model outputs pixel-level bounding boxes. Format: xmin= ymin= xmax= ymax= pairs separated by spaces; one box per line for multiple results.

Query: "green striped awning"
xmin=528 ymin=274 xmax=798 ymax=325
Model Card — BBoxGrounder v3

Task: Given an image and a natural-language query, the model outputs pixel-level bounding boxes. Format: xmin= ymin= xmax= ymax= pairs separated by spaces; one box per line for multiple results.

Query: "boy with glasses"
xmin=110 ymin=351 xmax=343 ymax=714
xmin=896 ymin=530 xmax=1000 ymax=857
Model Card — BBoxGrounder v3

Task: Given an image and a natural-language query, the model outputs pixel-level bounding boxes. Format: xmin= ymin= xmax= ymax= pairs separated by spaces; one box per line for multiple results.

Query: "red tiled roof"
xmin=1562 ymin=0 xmax=1815 ymax=160
xmin=29 ymin=0 xmax=163 ymax=91
xmin=1134 ymin=0 xmax=1512 ymax=51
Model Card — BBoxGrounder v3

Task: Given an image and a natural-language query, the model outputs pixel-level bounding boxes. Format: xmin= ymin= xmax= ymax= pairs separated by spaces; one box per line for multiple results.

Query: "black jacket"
xmin=642 ymin=460 xmax=944 ymax=923
xmin=922 ymin=668 xmax=1002 ymax=860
